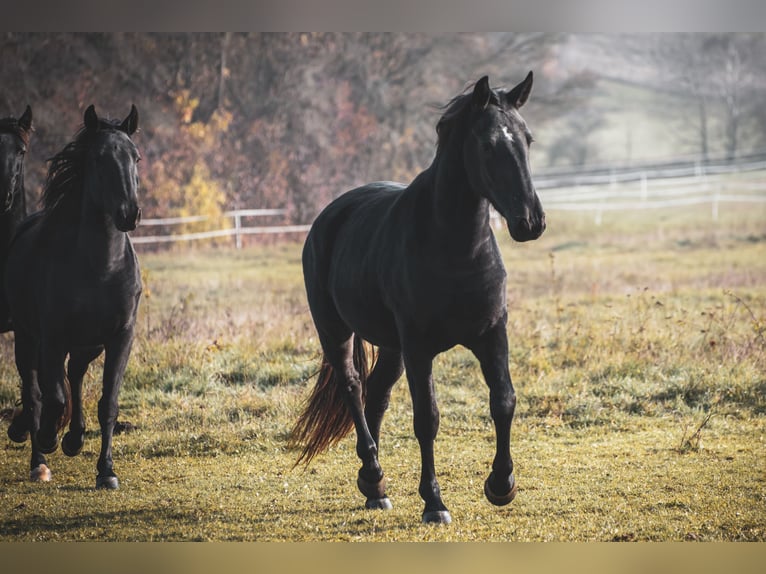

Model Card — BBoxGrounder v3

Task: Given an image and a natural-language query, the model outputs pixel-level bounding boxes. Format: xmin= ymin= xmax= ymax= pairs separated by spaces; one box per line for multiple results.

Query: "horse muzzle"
xmin=508 ymin=211 xmax=546 ymax=242
xmin=115 ymin=205 xmax=142 ymax=232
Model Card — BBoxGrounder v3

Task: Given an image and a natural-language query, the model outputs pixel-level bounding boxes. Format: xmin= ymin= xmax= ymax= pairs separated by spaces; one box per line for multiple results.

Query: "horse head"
xmin=461 ymin=73 xmax=545 ymax=242
xmin=82 ymin=104 xmax=142 ymax=232
xmin=0 ymin=105 xmax=32 ymax=213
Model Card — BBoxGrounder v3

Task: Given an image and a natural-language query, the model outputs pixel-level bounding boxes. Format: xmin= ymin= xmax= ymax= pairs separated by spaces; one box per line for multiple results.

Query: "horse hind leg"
xmin=360 ymin=347 xmax=404 ymax=509
xmin=294 ymin=319 xmax=389 ymax=509
xmin=321 ymin=334 xmax=391 ymax=510
xmin=61 ymin=346 xmax=103 ymax=457
xmin=35 ymin=343 xmax=69 ymax=455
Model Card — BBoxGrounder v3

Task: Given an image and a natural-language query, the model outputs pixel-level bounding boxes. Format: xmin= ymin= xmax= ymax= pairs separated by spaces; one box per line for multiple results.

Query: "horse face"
xmin=83 ymin=106 xmax=142 ymax=232
xmin=0 ymin=107 xmax=32 ymax=213
xmin=0 ymin=133 xmax=25 ymax=213
xmin=464 ymin=74 xmax=545 ymax=242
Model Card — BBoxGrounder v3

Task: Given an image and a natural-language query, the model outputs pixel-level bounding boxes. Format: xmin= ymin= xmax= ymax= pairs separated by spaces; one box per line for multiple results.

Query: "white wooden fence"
xmin=131 ymin=158 xmax=766 ymax=247
xmin=131 ymin=209 xmax=311 ymax=248
xmin=537 ymin=168 xmax=766 ymax=225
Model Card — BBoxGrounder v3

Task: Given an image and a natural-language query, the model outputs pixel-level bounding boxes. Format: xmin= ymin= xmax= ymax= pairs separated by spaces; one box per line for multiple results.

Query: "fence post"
xmin=234 ymin=212 xmax=242 ymax=249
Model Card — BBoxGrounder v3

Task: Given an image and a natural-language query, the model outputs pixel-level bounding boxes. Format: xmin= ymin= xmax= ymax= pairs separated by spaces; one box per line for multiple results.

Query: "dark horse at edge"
xmin=5 ymin=105 xmax=142 ymax=488
xmin=1 ymin=105 xmax=33 ymax=333
xmin=1 ymin=106 xmax=33 ymax=443
xmin=290 ymin=73 xmax=545 ymax=524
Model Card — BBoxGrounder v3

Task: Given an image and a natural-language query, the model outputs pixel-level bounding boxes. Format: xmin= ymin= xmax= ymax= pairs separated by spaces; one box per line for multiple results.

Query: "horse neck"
xmin=78 ymin=190 xmax=128 ymax=273
xmin=422 ymin=137 xmax=493 ymax=254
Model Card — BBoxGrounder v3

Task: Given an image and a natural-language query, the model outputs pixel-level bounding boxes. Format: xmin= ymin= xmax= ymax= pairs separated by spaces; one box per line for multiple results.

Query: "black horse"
xmin=291 ymin=73 xmax=545 ymax=524
xmin=5 ymin=105 xmax=142 ymax=488
xmin=0 ymin=105 xmax=33 ymax=334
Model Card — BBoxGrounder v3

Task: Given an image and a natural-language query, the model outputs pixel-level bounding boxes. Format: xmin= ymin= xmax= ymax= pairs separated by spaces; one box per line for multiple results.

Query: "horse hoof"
xmin=357 ymin=474 xmax=387 ymax=500
xmin=61 ymin=430 xmax=85 ymax=457
xmin=30 ymin=464 xmax=52 ymax=482
xmin=96 ymin=475 xmax=120 ymax=490
xmin=7 ymin=420 xmax=29 ymax=443
xmin=484 ymin=474 xmax=517 ymax=506
xmin=422 ymin=510 xmax=452 ymax=524
xmin=365 ymin=496 xmax=393 ymax=510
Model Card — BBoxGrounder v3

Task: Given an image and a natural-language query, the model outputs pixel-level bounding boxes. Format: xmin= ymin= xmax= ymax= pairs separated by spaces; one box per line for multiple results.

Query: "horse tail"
xmin=290 ymin=334 xmax=376 ymax=466
xmin=56 ymin=373 xmax=72 ymax=433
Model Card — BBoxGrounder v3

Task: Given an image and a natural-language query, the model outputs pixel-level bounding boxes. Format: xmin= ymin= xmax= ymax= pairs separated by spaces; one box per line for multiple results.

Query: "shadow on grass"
xmin=0 ymin=507 xmax=191 ymax=538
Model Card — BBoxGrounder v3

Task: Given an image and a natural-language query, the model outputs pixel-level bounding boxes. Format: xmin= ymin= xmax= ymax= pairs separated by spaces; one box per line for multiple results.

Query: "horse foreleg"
xmin=468 ymin=320 xmax=517 ymax=506
xmin=403 ymin=349 xmax=451 ymax=524
xmin=96 ymin=329 xmax=133 ymax=490
xmin=62 ymin=346 xmax=103 ymax=457
xmin=12 ymin=330 xmax=50 ymax=481
xmin=7 ymin=331 xmax=34 ymax=444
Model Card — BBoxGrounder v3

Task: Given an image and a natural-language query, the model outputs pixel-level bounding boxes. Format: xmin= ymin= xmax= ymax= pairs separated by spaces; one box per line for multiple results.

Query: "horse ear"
xmin=18 ymin=105 xmax=32 ymax=132
xmin=472 ymin=76 xmax=492 ymax=110
xmin=84 ymin=105 xmax=99 ymax=131
xmin=120 ymin=104 xmax=139 ymax=136
xmin=504 ymin=71 xmax=533 ymax=109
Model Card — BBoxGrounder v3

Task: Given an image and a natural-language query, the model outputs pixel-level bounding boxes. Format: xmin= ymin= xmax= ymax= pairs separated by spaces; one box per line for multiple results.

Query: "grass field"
xmin=1 ymin=199 xmax=764 ymax=541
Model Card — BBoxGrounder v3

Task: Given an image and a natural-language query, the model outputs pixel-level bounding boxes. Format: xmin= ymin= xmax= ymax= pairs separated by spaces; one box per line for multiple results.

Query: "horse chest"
xmin=44 ymin=268 xmax=141 ymax=343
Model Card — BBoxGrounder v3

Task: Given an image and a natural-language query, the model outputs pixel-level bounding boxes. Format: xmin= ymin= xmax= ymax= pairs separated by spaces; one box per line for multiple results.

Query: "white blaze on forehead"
xmin=501 ymin=126 xmax=514 ymax=143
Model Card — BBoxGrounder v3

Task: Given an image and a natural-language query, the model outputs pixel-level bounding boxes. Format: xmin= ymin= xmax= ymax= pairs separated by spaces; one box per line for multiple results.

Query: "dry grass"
xmin=0 ymin=200 xmax=764 ymax=541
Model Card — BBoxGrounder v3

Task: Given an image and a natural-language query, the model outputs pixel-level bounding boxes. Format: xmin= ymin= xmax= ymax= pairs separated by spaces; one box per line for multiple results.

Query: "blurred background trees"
xmin=1 ymin=32 xmax=764 ymax=224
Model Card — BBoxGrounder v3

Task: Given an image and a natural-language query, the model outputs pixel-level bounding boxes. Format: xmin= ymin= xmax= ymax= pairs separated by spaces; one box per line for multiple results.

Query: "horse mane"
xmin=0 ymin=117 xmax=31 ymax=146
xmin=435 ymin=82 xmax=501 ymax=153
xmin=41 ymin=116 xmax=122 ymax=214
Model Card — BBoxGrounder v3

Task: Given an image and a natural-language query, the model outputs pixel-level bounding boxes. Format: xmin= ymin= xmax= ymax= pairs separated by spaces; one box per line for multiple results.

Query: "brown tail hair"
xmin=290 ymin=335 xmax=376 ymax=466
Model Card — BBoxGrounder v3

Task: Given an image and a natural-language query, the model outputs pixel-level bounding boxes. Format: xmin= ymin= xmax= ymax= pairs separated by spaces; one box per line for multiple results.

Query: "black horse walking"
xmin=1 ymin=106 xmax=34 ymax=444
xmin=291 ymin=73 xmax=545 ymax=524
xmin=0 ymin=105 xmax=32 ymax=333
xmin=5 ymin=104 xmax=142 ymax=488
